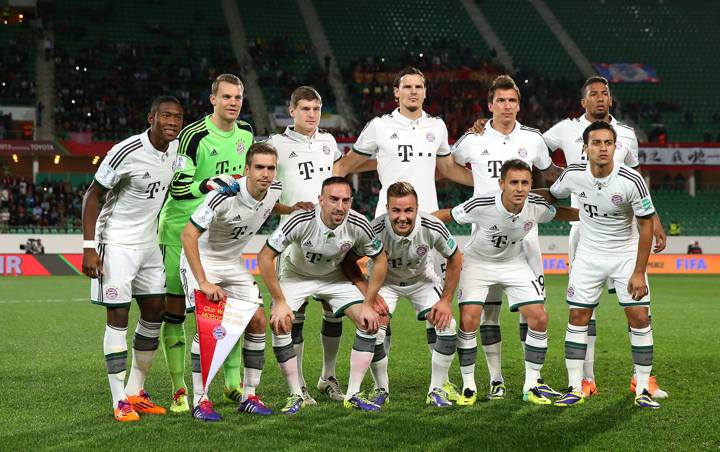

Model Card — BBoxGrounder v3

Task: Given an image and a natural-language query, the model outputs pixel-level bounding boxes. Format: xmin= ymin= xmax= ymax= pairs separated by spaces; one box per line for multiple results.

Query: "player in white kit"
xmin=452 ymin=75 xmax=564 ymax=401
xmin=333 ymin=66 xmax=473 ymax=216
xmin=341 ymin=182 xmax=463 ymax=407
xmin=180 ymin=143 xmax=283 ymax=421
xmin=81 ymin=96 xmax=183 ymax=422
xmin=545 ymin=121 xmax=660 ymax=409
xmin=543 ymin=76 xmax=667 ymax=398
xmin=259 ymin=176 xmax=387 ymax=413
xmin=434 ymin=159 xmax=578 ymax=406
xmin=266 ymin=86 xmax=352 ymax=404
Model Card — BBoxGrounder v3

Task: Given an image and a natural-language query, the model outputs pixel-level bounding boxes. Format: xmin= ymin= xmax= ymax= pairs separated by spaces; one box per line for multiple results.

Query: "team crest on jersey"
xmin=263 ymin=207 xmax=272 ymax=219
xmin=426 ymin=132 xmax=435 ymax=143
xmin=611 ymin=194 xmax=624 ymax=206
xmin=416 ymin=245 xmax=429 ymax=257
xmin=340 ymin=241 xmax=353 ymax=253
xmin=518 ymin=148 xmax=528 ymax=158
xmin=322 ymin=145 xmax=331 ymax=155
xmin=212 ymin=325 xmax=226 ymax=340
xmin=172 ymin=155 xmax=187 ymax=171
xmin=616 ymin=141 xmax=623 ymax=150
xmin=105 ymin=287 xmax=118 ymax=300
xmin=567 ymin=286 xmax=575 ymax=298
xmin=237 ymin=142 xmax=246 ymax=155
xmin=524 ymin=221 xmax=534 ymax=231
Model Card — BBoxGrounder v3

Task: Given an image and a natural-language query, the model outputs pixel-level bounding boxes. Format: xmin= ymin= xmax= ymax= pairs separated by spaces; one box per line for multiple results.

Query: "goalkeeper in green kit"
xmin=159 ymin=74 xmax=254 ymax=412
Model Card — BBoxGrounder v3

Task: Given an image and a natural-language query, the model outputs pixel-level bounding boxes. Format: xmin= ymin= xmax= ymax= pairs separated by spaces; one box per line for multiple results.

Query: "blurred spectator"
xmin=668 ymin=220 xmax=681 ymax=236
xmin=687 ymin=241 xmax=702 ymax=254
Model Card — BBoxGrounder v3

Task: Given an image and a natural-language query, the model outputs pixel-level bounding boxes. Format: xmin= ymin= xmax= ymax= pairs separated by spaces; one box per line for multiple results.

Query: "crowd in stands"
xmin=0 ymin=25 xmax=36 ymax=106
xmin=53 ymin=39 xmax=245 ymax=141
xmin=0 ymin=173 xmax=85 ymax=232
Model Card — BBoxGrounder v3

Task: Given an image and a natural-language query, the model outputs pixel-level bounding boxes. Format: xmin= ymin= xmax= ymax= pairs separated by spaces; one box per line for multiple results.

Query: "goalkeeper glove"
xmin=201 ymin=174 xmax=240 ymax=194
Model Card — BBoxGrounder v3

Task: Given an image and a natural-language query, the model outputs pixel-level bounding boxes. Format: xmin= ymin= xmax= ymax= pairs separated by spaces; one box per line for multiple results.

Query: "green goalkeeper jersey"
xmin=158 ymin=115 xmax=254 ymax=246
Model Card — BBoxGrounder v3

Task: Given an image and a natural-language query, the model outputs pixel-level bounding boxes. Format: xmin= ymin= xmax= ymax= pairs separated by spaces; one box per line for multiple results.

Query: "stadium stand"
xmin=0 ymin=22 xmax=36 ymax=107
xmin=52 ymin=0 xmax=244 ymax=141
xmin=546 ymin=0 xmax=720 ymax=142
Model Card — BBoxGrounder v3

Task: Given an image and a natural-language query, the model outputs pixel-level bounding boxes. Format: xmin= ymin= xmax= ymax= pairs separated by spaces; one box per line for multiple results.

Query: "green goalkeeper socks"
xmin=223 ymin=340 xmax=242 ymax=390
xmin=161 ymin=314 xmax=187 ymax=392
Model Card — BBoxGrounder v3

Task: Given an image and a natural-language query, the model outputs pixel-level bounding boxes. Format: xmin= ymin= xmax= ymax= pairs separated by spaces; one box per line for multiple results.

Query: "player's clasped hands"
xmin=81 ymin=248 xmax=103 ymax=279
xmin=359 ymin=303 xmax=380 ymax=334
xmin=372 ymin=293 xmax=389 ymax=316
xmin=199 ymin=280 xmax=226 ymax=302
xmin=627 ymin=272 xmax=649 ymax=301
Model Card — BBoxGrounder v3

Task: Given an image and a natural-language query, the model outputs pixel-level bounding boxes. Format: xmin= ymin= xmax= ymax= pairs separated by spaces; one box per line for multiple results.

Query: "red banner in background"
xmin=0 ymin=254 xmax=50 ymax=276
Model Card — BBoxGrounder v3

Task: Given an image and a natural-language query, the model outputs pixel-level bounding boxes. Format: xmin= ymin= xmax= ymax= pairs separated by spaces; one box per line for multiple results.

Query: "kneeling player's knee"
xmin=569 ymin=307 xmax=592 ymax=326
xmin=165 ymin=295 xmax=186 ymax=316
xmin=106 ymin=306 xmax=130 ymax=328
xmin=460 ymin=307 xmax=481 ymax=331
xmin=527 ymin=310 xmax=548 ymax=331
xmin=247 ymin=310 xmax=266 ymax=334
xmin=625 ymin=308 xmax=650 ymax=329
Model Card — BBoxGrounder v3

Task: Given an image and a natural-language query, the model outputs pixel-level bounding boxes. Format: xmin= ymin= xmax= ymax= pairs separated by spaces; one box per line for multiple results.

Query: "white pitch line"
xmin=0 ymin=298 xmax=86 ymax=304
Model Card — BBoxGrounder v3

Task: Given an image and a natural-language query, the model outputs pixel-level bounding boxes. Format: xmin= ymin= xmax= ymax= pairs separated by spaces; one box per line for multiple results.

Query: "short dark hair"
xmin=582 ymin=121 xmax=617 ymax=144
xmin=386 ymin=181 xmax=418 ymax=202
xmin=246 ymin=142 xmax=278 ymax=165
xmin=211 ymin=73 xmax=244 ymax=95
xmin=489 ymin=75 xmax=521 ymax=102
xmin=500 ymin=159 xmax=532 ymax=180
xmin=581 ymin=76 xmax=609 ymax=98
xmin=290 ymin=86 xmax=322 ymax=107
xmin=321 ymin=176 xmax=352 ymax=194
xmin=393 ymin=67 xmax=425 ymax=89
xmin=149 ymin=96 xmax=183 ymax=114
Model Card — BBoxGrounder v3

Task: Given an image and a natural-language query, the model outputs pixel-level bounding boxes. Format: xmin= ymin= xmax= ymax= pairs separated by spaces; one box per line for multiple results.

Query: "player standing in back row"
xmin=158 ymin=74 xmax=254 ymax=412
xmin=82 ymin=96 xmax=184 ymax=421
xmin=543 ymin=76 xmax=667 ymax=399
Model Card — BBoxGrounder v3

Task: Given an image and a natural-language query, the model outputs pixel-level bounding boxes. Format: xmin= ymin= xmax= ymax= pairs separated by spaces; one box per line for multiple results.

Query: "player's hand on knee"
xmin=271 ymin=301 xmax=294 ymax=335
xmin=200 ymin=281 xmax=226 ymax=301
xmin=372 ymin=294 xmax=389 ymax=316
xmin=627 ymin=272 xmax=648 ymax=301
xmin=469 ymin=118 xmax=487 ymax=135
xmin=360 ymin=304 xmax=380 ymax=334
xmin=82 ymin=248 xmax=103 ymax=279
xmin=428 ymin=300 xmax=453 ymax=331
xmin=202 ymin=174 xmax=240 ymax=195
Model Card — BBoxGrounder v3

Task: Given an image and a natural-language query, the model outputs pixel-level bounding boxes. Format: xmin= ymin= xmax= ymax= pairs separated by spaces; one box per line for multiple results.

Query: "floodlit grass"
xmin=1 ymin=275 xmax=718 ymax=451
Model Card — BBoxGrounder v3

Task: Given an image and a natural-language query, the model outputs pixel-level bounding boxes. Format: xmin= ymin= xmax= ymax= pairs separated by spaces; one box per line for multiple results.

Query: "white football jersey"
xmin=189 ymin=177 xmax=282 ymax=264
xmin=451 ymin=190 xmax=556 ymax=262
xmin=370 ymin=212 xmax=458 ymax=285
xmin=550 ymin=163 xmax=655 ymax=256
xmin=267 ymin=206 xmax=383 ymax=279
xmin=453 ymin=120 xmax=553 ymax=196
xmin=353 ymin=108 xmax=451 ymax=216
xmin=267 ymin=126 xmax=343 ymax=211
xmin=95 ymin=130 xmax=177 ymax=248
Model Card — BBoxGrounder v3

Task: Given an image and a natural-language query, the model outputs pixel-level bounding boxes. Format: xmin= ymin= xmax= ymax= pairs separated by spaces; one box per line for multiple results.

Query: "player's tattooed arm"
xmin=81 ymin=181 xmax=109 ymax=279
xmin=272 ymin=201 xmax=314 ymax=215
xmin=553 ymin=206 xmax=580 ymax=222
xmin=258 ymin=245 xmax=294 ymax=334
xmin=436 ymin=155 xmax=474 ymax=186
xmin=530 ymin=188 xmax=557 ymax=204
xmin=629 ymin=216 xmax=654 ymax=300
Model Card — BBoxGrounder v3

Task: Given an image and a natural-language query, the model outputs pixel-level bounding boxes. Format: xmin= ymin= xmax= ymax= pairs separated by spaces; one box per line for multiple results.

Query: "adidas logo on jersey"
xmin=579 ymin=192 xmax=587 ymax=198
xmin=289 ymin=151 xmax=298 ymax=158
xmin=210 ymin=149 xmax=218 ymax=156
xmin=231 ymin=214 xmax=243 ymax=221
xmin=303 ymin=239 xmax=313 ymax=247
xmin=389 ymin=133 xmax=399 ymax=140
xmin=142 ymin=171 xmax=151 ymax=179
xmin=575 ymin=137 xmax=584 ymax=143
xmin=489 ymin=225 xmax=499 ymax=231
xmin=481 ymin=149 xmax=490 ymax=156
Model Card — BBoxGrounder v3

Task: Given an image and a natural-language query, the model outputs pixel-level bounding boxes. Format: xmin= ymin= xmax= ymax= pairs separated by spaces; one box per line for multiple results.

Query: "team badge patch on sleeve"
xmin=172 ymin=155 xmax=187 ymax=171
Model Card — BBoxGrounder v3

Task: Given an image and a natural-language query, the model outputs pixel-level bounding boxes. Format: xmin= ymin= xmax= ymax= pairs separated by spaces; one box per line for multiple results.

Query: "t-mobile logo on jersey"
xmin=145 ymin=181 xmax=161 ymax=199
xmin=487 ymin=160 xmax=503 ymax=178
xmin=298 ymin=161 xmax=314 ymax=180
xmin=397 ymin=144 xmax=414 ymax=162
xmin=583 ymin=204 xmax=599 ymax=218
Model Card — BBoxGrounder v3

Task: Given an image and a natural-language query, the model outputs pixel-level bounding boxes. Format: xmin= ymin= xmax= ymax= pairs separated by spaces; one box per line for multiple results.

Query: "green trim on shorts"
xmin=618 ymin=301 xmax=650 ymax=307
xmin=510 ymin=300 xmax=545 ymax=312
xmin=417 ymin=307 xmax=432 ymax=320
xmin=185 ymin=306 xmax=196 ymax=314
xmin=608 ymin=288 xmax=617 ymax=294
xmin=134 ymin=293 xmax=166 ymax=300
xmin=334 ymin=300 xmax=363 ymax=318
xmin=91 ymin=300 xmax=132 ymax=308
xmin=567 ymin=299 xmax=598 ymax=308
xmin=458 ymin=300 xmax=485 ymax=306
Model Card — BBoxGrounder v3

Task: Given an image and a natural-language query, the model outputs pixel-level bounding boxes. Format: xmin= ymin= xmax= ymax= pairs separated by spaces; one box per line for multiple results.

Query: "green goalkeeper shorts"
xmin=161 ymin=244 xmax=184 ymax=297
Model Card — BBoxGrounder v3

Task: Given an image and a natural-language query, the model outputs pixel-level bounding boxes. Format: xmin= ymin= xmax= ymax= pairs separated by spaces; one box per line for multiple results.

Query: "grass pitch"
xmin=1 ymin=275 xmax=718 ymax=451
